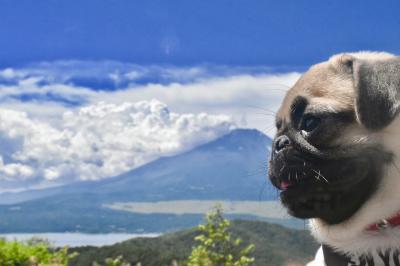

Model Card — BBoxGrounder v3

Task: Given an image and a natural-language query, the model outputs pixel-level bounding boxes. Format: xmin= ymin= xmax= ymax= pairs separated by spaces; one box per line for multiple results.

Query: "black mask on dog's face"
xmin=268 ymin=54 xmax=400 ymax=225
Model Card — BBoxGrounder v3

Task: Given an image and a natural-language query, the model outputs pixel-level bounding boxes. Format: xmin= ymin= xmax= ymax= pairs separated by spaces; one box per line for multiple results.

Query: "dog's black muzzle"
xmin=269 ymin=131 xmax=391 ymax=225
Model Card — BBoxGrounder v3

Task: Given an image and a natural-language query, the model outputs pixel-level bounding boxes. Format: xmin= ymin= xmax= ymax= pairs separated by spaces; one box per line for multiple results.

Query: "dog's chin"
xmin=279 ymin=174 xmax=376 ymax=224
xmin=269 ymin=147 xmax=386 ymax=225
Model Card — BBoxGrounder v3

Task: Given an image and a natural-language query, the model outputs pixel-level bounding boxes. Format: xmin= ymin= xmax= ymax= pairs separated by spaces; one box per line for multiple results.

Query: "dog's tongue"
xmin=280 ymin=181 xmax=291 ymax=190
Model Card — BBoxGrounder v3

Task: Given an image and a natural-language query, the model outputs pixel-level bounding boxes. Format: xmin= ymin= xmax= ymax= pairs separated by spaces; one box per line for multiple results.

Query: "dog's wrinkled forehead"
xmin=276 ymin=59 xmax=355 ymax=124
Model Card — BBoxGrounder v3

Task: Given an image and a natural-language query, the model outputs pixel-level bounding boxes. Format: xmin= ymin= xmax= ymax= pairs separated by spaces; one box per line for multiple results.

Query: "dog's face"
xmin=269 ymin=52 xmax=400 ymax=225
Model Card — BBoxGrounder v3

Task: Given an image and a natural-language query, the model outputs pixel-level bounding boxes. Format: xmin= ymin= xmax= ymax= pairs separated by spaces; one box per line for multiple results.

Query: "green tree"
xmin=92 ymin=256 xmax=131 ymax=266
xmin=0 ymin=238 xmax=75 ymax=266
xmin=185 ymin=205 xmax=255 ymax=266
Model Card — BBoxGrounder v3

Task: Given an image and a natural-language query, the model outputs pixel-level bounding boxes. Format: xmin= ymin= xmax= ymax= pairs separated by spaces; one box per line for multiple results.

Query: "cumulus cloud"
xmin=0 ymin=100 xmax=234 ymax=187
xmin=0 ymin=157 xmax=34 ymax=180
xmin=0 ymin=68 xmax=23 ymax=79
xmin=0 ymin=61 xmax=302 ymax=190
xmin=0 ymin=61 xmax=300 ymax=137
xmin=92 ymin=73 xmax=300 ymax=137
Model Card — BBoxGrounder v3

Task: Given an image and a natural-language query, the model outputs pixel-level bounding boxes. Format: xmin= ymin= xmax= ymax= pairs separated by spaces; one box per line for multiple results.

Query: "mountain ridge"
xmin=0 ymin=128 xmax=273 ymax=204
xmin=0 ymin=128 xmax=290 ymax=233
xmin=69 ymin=219 xmax=317 ymax=266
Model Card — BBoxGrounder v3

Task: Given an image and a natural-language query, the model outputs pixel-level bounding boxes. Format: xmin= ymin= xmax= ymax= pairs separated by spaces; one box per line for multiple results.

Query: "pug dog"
xmin=268 ymin=51 xmax=400 ymax=266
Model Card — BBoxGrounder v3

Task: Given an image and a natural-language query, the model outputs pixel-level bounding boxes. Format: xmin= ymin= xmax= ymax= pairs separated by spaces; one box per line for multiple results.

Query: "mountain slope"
xmin=1 ymin=128 xmax=275 ymax=203
xmin=69 ymin=220 xmax=318 ymax=266
xmin=0 ymin=129 xmax=286 ymax=233
xmin=88 ymin=128 xmax=274 ymax=201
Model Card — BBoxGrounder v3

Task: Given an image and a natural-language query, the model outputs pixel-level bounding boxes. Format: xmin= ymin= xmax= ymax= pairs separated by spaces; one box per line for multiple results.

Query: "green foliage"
xmin=0 ymin=238 xmax=133 ymax=266
xmin=0 ymin=237 xmax=74 ymax=266
xmin=185 ymin=205 xmax=255 ymax=266
xmin=92 ymin=255 xmax=131 ymax=266
xmin=70 ymin=219 xmax=318 ymax=266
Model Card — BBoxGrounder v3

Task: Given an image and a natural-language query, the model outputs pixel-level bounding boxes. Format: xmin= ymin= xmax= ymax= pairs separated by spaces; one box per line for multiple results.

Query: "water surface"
xmin=0 ymin=233 xmax=160 ymax=247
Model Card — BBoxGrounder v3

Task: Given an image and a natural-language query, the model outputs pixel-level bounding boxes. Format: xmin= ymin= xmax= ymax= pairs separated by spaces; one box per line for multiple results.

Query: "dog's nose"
xmin=274 ymin=135 xmax=291 ymax=153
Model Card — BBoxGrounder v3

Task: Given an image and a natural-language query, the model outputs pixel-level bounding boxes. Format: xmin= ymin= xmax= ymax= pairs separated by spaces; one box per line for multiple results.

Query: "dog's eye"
xmin=301 ymin=115 xmax=320 ymax=132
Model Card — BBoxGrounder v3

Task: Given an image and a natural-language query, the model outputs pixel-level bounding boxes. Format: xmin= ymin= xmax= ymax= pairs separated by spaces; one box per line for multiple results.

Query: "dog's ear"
xmin=341 ymin=54 xmax=400 ymax=130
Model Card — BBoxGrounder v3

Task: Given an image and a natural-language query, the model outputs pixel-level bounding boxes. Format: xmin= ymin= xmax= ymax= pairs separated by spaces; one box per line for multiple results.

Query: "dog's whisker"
xmin=263 ymin=83 xmax=292 ymax=90
xmin=311 ymin=169 xmax=329 ymax=183
xmin=258 ymin=180 xmax=268 ymax=201
xmin=254 ymin=112 xmax=276 ymax=117
xmin=317 ymin=170 xmax=329 ymax=183
xmin=245 ymin=169 xmax=267 ymax=178
xmin=391 ymin=161 xmax=400 ymax=177
xmin=279 ymin=164 xmax=285 ymax=174
xmin=313 ymin=173 xmax=320 ymax=182
xmin=263 ymin=125 xmax=277 ymax=134
xmin=245 ymin=105 xmax=277 ymax=115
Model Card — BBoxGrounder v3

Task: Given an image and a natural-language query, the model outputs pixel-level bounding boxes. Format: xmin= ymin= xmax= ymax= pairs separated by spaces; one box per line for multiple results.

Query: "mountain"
xmin=0 ymin=129 xmax=293 ymax=233
xmin=69 ymin=220 xmax=318 ymax=266
xmin=1 ymin=128 xmax=275 ymax=204
xmin=80 ymin=128 xmax=274 ymax=202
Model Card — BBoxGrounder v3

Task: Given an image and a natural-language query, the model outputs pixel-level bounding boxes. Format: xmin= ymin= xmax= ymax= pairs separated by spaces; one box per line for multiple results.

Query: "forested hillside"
xmin=70 ymin=220 xmax=318 ymax=266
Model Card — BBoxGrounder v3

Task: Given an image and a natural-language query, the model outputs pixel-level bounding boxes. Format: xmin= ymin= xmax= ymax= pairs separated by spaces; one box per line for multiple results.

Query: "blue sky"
xmin=1 ymin=1 xmax=400 ymax=190
xmin=1 ymin=0 xmax=400 ymax=68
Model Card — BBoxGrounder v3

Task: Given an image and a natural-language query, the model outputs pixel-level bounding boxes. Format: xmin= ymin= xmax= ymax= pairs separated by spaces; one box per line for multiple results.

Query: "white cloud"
xmin=0 ymin=64 xmax=299 ymax=137
xmin=0 ymin=68 xmax=21 ymax=79
xmin=0 ymin=61 xmax=302 ymax=190
xmin=0 ymin=157 xmax=34 ymax=180
xmin=92 ymin=73 xmax=299 ymax=136
xmin=0 ymin=100 xmax=234 ymax=187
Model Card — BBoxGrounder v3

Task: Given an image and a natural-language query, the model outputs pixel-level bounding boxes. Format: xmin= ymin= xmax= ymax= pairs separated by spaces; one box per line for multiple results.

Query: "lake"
xmin=0 ymin=233 xmax=160 ymax=247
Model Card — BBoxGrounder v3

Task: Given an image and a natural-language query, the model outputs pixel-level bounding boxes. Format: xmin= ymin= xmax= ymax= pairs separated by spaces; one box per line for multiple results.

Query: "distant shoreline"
xmin=103 ymin=200 xmax=288 ymax=219
xmin=0 ymin=232 xmax=160 ymax=247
